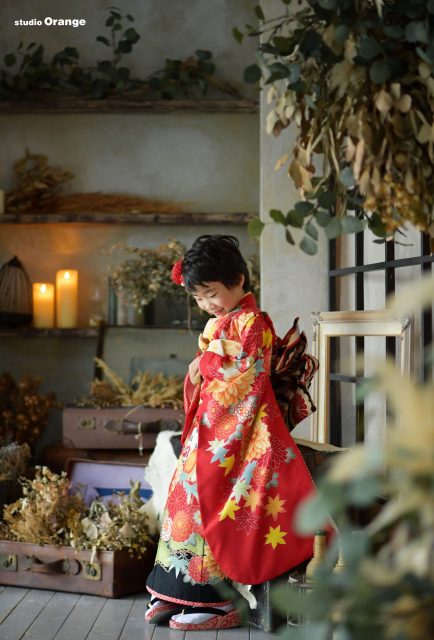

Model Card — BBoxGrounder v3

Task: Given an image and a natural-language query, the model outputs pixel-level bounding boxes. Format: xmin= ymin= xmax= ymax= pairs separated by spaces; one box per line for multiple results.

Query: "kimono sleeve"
xmin=198 ymin=311 xmax=273 ymax=410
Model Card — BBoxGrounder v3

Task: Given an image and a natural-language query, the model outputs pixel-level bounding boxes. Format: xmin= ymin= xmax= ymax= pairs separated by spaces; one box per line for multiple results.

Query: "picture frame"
xmin=310 ymin=310 xmax=412 ymax=444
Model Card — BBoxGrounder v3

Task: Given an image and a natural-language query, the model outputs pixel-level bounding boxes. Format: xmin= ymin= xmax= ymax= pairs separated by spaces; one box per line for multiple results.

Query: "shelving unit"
xmin=0 ymin=212 xmax=253 ymax=225
xmin=0 ymin=97 xmax=258 ymax=114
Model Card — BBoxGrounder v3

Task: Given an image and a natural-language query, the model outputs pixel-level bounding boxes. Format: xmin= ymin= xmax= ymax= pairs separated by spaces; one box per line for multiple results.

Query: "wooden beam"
xmin=0 ymin=212 xmax=253 ymax=225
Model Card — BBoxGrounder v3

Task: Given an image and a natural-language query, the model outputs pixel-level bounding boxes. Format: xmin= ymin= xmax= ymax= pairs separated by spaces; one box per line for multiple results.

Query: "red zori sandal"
xmin=169 ymin=605 xmax=241 ymax=631
xmin=145 ymin=598 xmax=183 ymax=624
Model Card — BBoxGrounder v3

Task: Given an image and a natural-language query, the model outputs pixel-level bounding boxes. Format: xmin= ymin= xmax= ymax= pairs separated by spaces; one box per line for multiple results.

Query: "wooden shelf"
xmin=0 ymin=327 xmax=99 ymax=338
xmin=0 ymin=97 xmax=258 ymax=114
xmin=0 ymin=212 xmax=253 ymax=225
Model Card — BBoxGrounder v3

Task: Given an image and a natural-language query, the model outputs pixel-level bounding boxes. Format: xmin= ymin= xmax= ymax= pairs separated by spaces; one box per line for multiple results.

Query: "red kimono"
xmin=147 ymin=293 xmax=315 ymax=605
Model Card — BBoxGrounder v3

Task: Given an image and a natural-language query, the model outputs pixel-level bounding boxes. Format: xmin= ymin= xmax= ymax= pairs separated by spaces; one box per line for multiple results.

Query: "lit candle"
xmin=32 ymin=283 xmax=55 ymax=328
xmin=56 ymin=269 xmax=78 ymax=328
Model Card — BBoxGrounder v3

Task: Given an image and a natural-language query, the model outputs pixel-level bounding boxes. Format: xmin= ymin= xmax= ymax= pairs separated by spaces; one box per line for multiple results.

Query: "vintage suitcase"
xmin=0 ymin=459 xmax=156 ymax=596
xmin=40 ymin=441 xmax=151 ymax=474
xmin=63 ymin=405 xmax=183 ymax=449
xmin=0 ymin=540 xmax=154 ymax=597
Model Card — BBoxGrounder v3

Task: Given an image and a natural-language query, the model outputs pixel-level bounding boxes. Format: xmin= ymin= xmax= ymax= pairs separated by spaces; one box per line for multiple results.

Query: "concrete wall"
xmin=259 ymin=0 xmax=328 ymax=438
xmin=0 ymin=0 xmax=259 ymax=454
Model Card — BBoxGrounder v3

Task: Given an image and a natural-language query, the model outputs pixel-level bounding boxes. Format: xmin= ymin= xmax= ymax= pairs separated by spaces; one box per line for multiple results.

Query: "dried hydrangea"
xmin=109 ymin=240 xmax=187 ymax=308
xmin=0 ymin=467 xmax=153 ymax=556
xmin=0 ymin=373 xmax=58 ymax=449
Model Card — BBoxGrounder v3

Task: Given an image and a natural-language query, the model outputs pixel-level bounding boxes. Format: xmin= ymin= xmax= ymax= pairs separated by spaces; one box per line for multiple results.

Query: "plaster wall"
xmin=259 ymin=0 xmax=328 ymax=438
xmin=0 ymin=0 xmax=260 ymax=454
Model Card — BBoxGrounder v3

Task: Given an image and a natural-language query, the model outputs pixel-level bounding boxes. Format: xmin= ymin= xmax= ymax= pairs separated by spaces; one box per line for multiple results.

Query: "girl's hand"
xmin=188 ymin=356 xmax=202 ymax=385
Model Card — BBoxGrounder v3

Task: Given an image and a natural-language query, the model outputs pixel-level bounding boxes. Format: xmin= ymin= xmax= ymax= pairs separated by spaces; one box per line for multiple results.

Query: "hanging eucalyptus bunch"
xmin=238 ymin=0 xmax=434 ymax=253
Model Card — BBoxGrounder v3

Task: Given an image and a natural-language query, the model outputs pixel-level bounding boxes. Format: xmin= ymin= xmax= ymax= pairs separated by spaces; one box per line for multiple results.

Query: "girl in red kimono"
xmin=145 ymin=235 xmax=316 ymax=631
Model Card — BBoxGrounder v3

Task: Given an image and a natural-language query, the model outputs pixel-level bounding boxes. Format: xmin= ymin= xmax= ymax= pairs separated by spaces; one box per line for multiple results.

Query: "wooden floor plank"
xmin=185 ymin=631 xmax=217 ymax=640
xmin=23 ymin=592 xmax=81 ymax=640
xmin=0 ymin=589 xmax=54 ymax=640
xmin=85 ymin=597 xmax=134 ymax=640
xmin=154 ymin=623 xmax=185 ymax=640
xmin=0 ymin=587 xmax=29 ymax=624
xmin=55 ymin=594 xmax=106 ymax=640
xmin=119 ymin=597 xmax=147 ymax=640
xmin=218 ymin=626 xmax=250 ymax=640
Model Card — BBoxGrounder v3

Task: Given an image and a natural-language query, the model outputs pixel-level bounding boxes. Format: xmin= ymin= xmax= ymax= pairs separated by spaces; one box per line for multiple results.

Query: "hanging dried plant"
xmin=241 ymin=0 xmax=434 ymax=252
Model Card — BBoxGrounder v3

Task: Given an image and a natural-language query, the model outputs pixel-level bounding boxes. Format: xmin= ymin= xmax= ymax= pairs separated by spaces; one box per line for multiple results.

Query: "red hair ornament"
xmin=171 ymin=259 xmax=184 ymax=286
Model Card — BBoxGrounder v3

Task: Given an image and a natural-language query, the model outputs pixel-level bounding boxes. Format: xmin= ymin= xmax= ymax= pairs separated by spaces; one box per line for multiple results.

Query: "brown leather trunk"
xmin=0 ymin=540 xmax=155 ymax=597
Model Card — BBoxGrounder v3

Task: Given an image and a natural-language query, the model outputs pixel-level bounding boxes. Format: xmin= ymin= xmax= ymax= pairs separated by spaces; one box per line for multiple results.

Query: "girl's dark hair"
xmin=182 ymin=235 xmax=251 ymax=293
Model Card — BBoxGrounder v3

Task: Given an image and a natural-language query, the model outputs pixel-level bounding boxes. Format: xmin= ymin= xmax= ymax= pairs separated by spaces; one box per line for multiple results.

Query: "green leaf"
xmin=96 ymin=36 xmax=111 ymax=46
xmin=358 ymin=37 xmax=382 ymax=60
xmin=324 ymin=217 xmax=343 ymax=239
xmin=405 ymin=21 xmax=429 ymax=44
xmin=294 ymin=201 xmax=315 ymax=216
xmin=254 ymin=5 xmax=265 ymax=20
xmin=285 ymin=229 xmax=295 ymax=245
xmin=341 ymin=216 xmax=366 ymax=234
xmin=369 ymin=59 xmax=391 ymax=84
xmin=124 ymin=27 xmax=140 ymax=43
xmin=384 ymin=25 xmax=404 ymax=39
xmin=429 ymin=0 xmax=434 ymax=14
xmin=244 ymin=63 xmax=262 ymax=84
xmin=286 ymin=209 xmax=304 ymax=228
xmin=196 ymin=49 xmax=212 ymax=60
xmin=248 ymin=217 xmax=265 ymax=238
xmin=300 ymin=235 xmax=318 ymax=255
xmin=300 ymin=30 xmax=323 ymax=56
xmin=315 ymin=210 xmax=331 ymax=227
xmin=4 ymin=53 xmax=16 ymax=67
xmin=318 ymin=0 xmax=338 ymax=9
xmin=305 ymin=220 xmax=319 ymax=240
xmin=318 ymin=190 xmax=335 ymax=209
xmin=273 ymin=36 xmax=293 ymax=56
xmin=269 ymin=209 xmax=287 ymax=225
xmin=348 ymin=477 xmax=381 ymax=507
xmin=334 ymin=25 xmax=349 ymax=43
xmin=232 ymin=27 xmax=244 ymax=45
xmin=340 ymin=166 xmax=354 ymax=187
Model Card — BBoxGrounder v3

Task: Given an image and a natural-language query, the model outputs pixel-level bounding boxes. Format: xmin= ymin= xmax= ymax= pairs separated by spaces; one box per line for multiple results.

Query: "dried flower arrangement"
xmin=0 ymin=373 xmax=58 ymax=449
xmin=109 ymin=240 xmax=187 ymax=308
xmin=5 ymin=150 xmax=184 ymax=215
xmin=0 ymin=467 xmax=153 ymax=557
xmin=77 ymin=357 xmax=183 ymax=409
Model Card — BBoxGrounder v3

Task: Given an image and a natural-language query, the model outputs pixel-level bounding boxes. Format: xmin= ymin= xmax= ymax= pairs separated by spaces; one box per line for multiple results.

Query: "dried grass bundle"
xmin=5 ymin=149 xmax=73 ymax=214
xmin=45 ymin=192 xmax=185 ymax=214
xmin=77 ymin=358 xmax=183 ymax=409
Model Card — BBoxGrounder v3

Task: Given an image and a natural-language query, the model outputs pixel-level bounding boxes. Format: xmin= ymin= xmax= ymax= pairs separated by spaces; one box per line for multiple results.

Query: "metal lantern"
xmin=0 ymin=255 xmax=33 ymax=326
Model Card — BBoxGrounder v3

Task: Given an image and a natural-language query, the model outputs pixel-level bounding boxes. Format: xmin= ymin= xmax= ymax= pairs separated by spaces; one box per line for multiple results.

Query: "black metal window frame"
xmin=328 ymin=232 xmax=433 ymax=446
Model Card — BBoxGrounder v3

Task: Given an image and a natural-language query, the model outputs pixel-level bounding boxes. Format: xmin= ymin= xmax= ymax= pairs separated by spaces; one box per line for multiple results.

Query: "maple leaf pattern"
xmin=265 ymin=494 xmax=287 ymax=521
xmin=264 ymin=525 xmax=287 ymax=549
xmin=237 ymin=509 xmax=260 ymax=535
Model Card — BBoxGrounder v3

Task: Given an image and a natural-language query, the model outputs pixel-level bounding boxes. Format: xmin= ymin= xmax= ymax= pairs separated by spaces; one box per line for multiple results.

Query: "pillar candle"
xmin=56 ymin=269 xmax=78 ymax=328
xmin=0 ymin=190 xmax=5 ymax=215
xmin=32 ymin=283 xmax=55 ymax=328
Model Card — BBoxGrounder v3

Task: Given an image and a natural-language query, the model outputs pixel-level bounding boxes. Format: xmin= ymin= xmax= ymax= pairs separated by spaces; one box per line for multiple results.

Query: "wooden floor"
xmin=0 ymin=586 xmax=274 ymax=640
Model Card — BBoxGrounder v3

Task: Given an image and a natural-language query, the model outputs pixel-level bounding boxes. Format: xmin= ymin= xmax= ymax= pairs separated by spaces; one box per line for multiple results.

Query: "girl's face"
xmin=191 ymin=277 xmax=245 ymax=317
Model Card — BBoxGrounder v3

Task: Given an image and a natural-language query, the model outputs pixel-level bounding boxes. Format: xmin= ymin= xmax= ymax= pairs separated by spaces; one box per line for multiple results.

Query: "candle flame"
xmin=64 ymin=271 xmax=71 ymax=280
xmin=40 ymin=284 xmax=47 ymax=293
